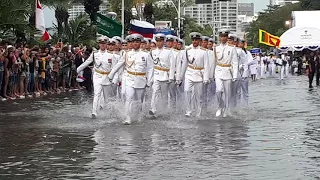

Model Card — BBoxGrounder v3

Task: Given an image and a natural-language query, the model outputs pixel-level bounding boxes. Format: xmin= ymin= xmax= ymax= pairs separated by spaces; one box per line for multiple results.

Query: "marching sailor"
xmin=234 ymin=36 xmax=247 ymax=108
xmin=166 ymin=35 xmax=179 ymax=110
xmin=149 ymin=34 xmax=176 ymax=116
xmin=177 ymin=32 xmax=210 ymax=117
xmin=175 ymin=38 xmax=185 ymax=110
xmin=227 ymin=34 xmax=244 ymax=108
xmin=77 ymin=36 xmax=118 ymax=119
xmin=237 ymin=39 xmax=250 ymax=106
xmin=108 ymin=34 xmax=154 ymax=125
xmin=201 ymin=36 xmax=215 ymax=110
xmin=214 ymin=30 xmax=238 ymax=117
xmin=109 ymin=38 xmax=122 ymax=98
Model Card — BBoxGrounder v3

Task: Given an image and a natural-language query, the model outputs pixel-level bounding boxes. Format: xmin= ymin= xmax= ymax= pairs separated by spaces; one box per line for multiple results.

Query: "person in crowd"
xmin=306 ymin=51 xmax=316 ymax=88
xmin=314 ymin=51 xmax=320 ymax=86
xmin=0 ymin=50 xmax=5 ymax=100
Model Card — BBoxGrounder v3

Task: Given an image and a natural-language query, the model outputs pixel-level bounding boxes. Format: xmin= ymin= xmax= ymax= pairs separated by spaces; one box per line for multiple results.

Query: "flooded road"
xmin=0 ymin=76 xmax=320 ymax=180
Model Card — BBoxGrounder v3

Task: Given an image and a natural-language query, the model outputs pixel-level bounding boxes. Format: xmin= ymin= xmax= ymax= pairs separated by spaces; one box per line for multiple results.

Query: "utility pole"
xmin=121 ymin=0 xmax=125 ymax=39
xmin=178 ymin=0 xmax=181 ymax=38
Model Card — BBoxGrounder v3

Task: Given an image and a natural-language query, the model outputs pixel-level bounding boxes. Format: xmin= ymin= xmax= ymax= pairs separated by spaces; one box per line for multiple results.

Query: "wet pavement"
xmin=0 ymin=76 xmax=320 ymax=180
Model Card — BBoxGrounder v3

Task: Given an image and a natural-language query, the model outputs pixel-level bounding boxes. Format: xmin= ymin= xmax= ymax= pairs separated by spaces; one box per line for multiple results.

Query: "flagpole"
xmin=121 ymin=0 xmax=125 ymax=39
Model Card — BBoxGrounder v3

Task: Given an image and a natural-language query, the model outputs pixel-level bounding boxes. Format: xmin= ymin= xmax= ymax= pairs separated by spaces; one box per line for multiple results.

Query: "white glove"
xmin=203 ymin=80 xmax=209 ymax=85
xmin=108 ymin=75 xmax=113 ymax=82
xmin=147 ymin=82 xmax=153 ymax=88
xmin=232 ymin=78 xmax=237 ymax=82
xmin=175 ymin=80 xmax=182 ymax=86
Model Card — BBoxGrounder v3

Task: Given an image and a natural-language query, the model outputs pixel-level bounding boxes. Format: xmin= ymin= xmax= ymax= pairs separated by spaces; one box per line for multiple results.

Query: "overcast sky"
xmin=44 ymin=0 xmax=270 ymax=28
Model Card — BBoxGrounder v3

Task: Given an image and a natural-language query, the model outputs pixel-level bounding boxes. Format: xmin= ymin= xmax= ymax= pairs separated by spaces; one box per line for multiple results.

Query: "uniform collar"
xmin=192 ymin=45 xmax=199 ymax=49
xmin=220 ymin=43 xmax=227 ymax=47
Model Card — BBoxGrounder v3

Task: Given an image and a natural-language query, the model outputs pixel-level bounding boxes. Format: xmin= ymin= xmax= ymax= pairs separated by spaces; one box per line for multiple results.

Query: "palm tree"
xmin=0 ymin=0 xmax=32 ymax=42
xmin=52 ymin=14 xmax=96 ymax=46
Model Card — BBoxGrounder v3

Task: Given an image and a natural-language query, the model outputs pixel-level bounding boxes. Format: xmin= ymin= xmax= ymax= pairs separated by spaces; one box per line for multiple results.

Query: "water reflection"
xmin=0 ymin=116 xmax=96 ymax=179
xmin=0 ymin=76 xmax=320 ymax=179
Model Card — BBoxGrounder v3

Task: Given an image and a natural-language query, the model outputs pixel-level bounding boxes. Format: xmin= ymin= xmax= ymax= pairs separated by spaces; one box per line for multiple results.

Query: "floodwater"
xmin=0 ymin=76 xmax=320 ymax=180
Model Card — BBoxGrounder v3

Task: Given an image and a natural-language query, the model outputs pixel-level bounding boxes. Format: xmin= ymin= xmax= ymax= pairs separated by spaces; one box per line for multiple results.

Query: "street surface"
xmin=0 ymin=76 xmax=319 ymax=180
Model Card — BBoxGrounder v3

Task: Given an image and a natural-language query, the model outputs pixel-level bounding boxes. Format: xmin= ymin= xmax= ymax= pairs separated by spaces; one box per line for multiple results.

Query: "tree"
xmin=245 ymin=3 xmax=301 ymax=50
xmin=300 ymin=0 xmax=320 ymax=10
xmin=52 ymin=14 xmax=97 ymax=46
xmin=83 ymin=0 xmax=102 ymax=22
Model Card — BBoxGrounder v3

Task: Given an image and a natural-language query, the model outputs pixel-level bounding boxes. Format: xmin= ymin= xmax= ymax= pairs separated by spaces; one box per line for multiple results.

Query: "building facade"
xmin=184 ymin=0 xmax=238 ymax=33
xmin=238 ymin=3 xmax=254 ymax=16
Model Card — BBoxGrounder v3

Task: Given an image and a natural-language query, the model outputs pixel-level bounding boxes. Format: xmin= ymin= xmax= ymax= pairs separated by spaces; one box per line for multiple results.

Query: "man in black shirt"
xmin=315 ymin=51 xmax=320 ymax=86
xmin=307 ymin=52 xmax=316 ymax=88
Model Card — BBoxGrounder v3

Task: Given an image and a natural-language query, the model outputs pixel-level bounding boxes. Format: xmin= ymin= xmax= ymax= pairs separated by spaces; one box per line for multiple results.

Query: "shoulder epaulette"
xmin=200 ymin=47 xmax=206 ymax=51
xmin=186 ymin=47 xmax=191 ymax=51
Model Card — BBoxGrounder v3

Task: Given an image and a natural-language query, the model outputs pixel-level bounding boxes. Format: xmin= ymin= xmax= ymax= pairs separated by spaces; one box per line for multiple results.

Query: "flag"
xmin=259 ymin=29 xmax=280 ymax=47
xmin=95 ymin=13 xmax=122 ymax=37
xmin=129 ymin=20 xmax=155 ymax=38
xmin=35 ymin=0 xmax=51 ymax=42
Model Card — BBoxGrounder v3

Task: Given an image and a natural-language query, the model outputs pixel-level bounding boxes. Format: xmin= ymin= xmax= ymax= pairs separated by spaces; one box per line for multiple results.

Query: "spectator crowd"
xmin=0 ymin=42 xmax=94 ymax=101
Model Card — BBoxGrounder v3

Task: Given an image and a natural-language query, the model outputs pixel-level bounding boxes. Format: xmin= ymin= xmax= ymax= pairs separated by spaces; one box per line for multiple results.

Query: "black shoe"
xmin=149 ymin=110 xmax=155 ymax=116
xmin=92 ymin=114 xmax=97 ymax=119
xmin=309 ymin=85 xmax=313 ymax=89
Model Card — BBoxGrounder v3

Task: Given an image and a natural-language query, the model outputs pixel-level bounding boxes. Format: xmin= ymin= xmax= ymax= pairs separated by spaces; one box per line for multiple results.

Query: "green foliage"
xmin=52 ymin=14 xmax=97 ymax=46
xmin=246 ymin=3 xmax=300 ymax=51
xmin=246 ymin=0 xmax=320 ymax=51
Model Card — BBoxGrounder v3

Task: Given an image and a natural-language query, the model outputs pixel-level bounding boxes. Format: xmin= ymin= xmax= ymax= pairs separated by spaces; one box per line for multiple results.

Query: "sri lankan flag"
xmin=259 ymin=29 xmax=281 ymax=48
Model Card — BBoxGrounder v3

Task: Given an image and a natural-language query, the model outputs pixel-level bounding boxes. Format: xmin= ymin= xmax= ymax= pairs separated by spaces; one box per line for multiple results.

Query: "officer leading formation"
xmin=77 ymin=29 xmax=289 ymax=125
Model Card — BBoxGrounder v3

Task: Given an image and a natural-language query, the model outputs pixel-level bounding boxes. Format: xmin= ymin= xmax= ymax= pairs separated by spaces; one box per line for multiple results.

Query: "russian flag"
xmin=129 ymin=20 xmax=155 ymax=39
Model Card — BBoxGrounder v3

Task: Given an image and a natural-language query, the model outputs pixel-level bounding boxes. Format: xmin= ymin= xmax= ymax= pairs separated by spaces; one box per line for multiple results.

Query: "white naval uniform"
xmin=175 ymin=49 xmax=186 ymax=110
xmin=179 ymin=46 xmax=210 ymax=116
xmin=214 ymin=43 xmax=238 ymax=117
xmin=77 ymin=50 xmax=118 ymax=117
xmin=233 ymin=47 xmax=247 ymax=107
xmin=237 ymin=50 xmax=251 ymax=106
xmin=108 ymin=49 xmax=154 ymax=123
xmin=249 ymin=57 xmax=258 ymax=75
xmin=260 ymin=56 xmax=267 ymax=79
xmin=150 ymin=47 xmax=175 ymax=114
xmin=269 ymin=58 xmax=276 ymax=77
xmin=277 ymin=57 xmax=284 ymax=80
xmin=203 ymin=48 xmax=216 ymax=109
xmin=112 ymin=51 xmax=121 ymax=98
xmin=168 ymin=48 xmax=179 ymax=110
xmin=231 ymin=47 xmax=246 ymax=108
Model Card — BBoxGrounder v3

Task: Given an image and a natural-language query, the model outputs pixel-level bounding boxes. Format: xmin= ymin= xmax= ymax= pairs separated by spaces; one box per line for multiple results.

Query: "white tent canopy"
xmin=280 ymin=27 xmax=320 ymax=48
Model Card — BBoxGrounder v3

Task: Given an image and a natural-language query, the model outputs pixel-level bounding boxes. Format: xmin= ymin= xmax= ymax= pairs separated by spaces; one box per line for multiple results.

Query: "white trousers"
xmin=285 ymin=64 xmax=289 ymax=77
xmin=169 ymin=82 xmax=177 ymax=109
xmin=280 ymin=65 xmax=285 ymax=80
xmin=202 ymin=81 xmax=216 ymax=109
xmin=231 ymin=80 xmax=239 ymax=108
xmin=237 ymin=78 xmax=249 ymax=106
xmin=184 ymin=79 xmax=203 ymax=116
xmin=176 ymin=81 xmax=184 ymax=111
xmin=151 ymin=80 xmax=169 ymax=113
xmin=125 ymin=86 xmax=145 ymax=121
xmin=92 ymin=83 xmax=114 ymax=116
xmin=270 ymin=64 xmax=276 ymax=77
xmin=215 ymin=78 xmax=232 ymax=113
